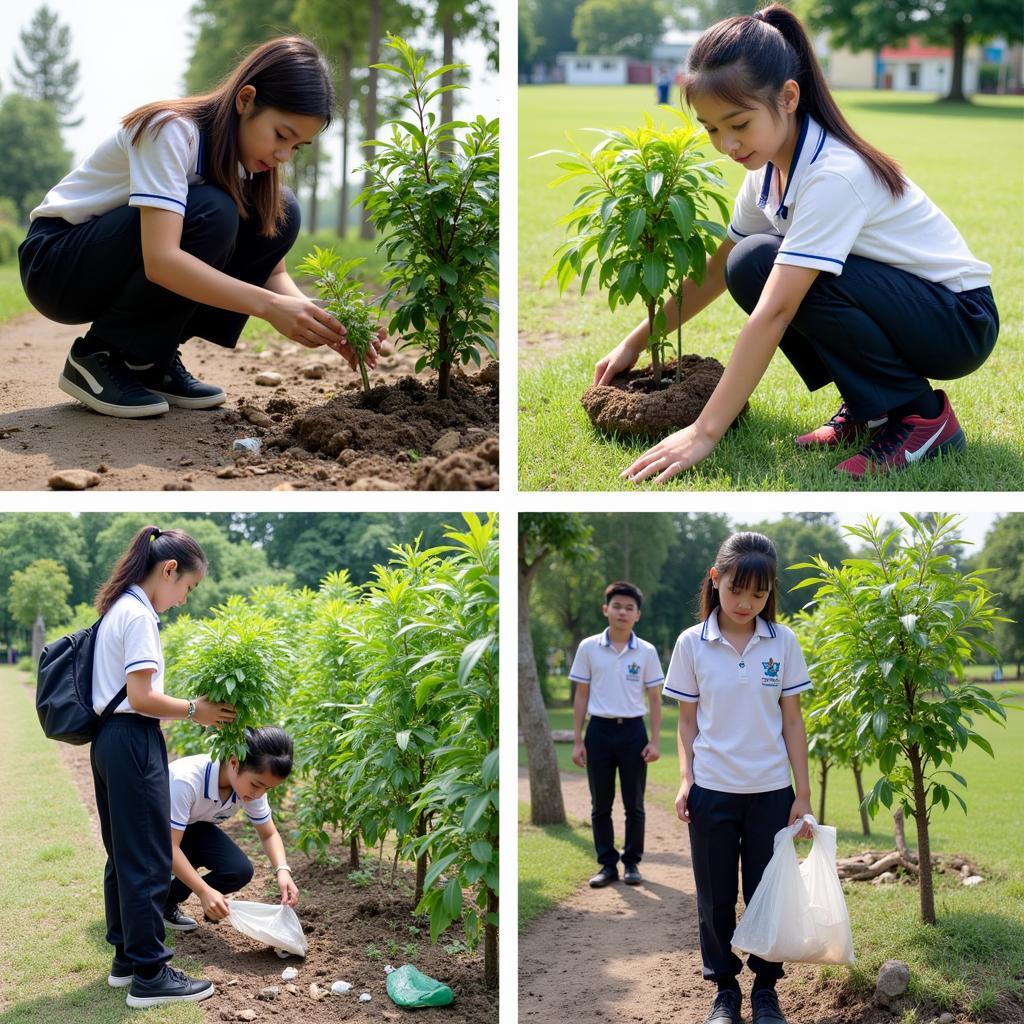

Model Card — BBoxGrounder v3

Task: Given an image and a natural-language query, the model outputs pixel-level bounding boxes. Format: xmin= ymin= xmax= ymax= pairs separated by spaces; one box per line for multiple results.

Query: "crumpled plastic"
xmin=385 ymin=964 xmax=455 ymax=1008
xmin=226 ymin=900 xmax=308 ymax=957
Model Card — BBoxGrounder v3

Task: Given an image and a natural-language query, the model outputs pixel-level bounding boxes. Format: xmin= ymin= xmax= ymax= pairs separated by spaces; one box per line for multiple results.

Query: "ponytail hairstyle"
xmin=95 ymin=525 xmax=207 ymax=615
xmin=239 ymin=726 xmax=294 ymax=779
xmin=684 ymin=4 xmax=906 ymax=199
xmin=122 ymin=36 xmax=335 ymax=237
xmin=699 ymin=531 xmax=779 ymax=622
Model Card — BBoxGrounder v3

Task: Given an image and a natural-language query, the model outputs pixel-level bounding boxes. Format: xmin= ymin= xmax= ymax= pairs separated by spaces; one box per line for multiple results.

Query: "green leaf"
xmin=617 ymin=262 xmax=640 ymax=303
xmin=642 ymin=253 xmax=666 ymax=296
xmin=624 ymin=208 xmax=646 ymax=247
xmin=396 ymin=729 xmax=411 ymax=751
xmin=470 ymin=840 xmax=493 ymax=864
xmin=667 ymin=194 xmax=694 ymax=238
xmin=438 ymin=265 xmax=458 ymax=285
xmin=645 ymin=171 xmax=664 ymax=199
xmin=481 ymin=747 xmax=499 ymax=786
xmin=463 ymin=792 xmax=490 ymax=831
xmin=423 ymin=851 xmax=460 ymax=890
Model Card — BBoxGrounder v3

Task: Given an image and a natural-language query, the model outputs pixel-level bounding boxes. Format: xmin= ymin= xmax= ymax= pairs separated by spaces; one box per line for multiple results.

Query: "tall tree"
xmin=529 ymin=0 xmax=585 ymax=70
xmin=982 ymin=514 xmax=1024 ymax=677
xmin=519 ymin=514 xmax=595 ymax=826
xmin=810 ymin=0 xmax=1024 ymax=102
xmin=11 ymin=4 xmax=83 ymax=128
xmin=8 ymin=558 xmax=72 ymax=657
xmin=434 ymin=0 xmax=497 ymax=137
xmin=0 ymin=94 xmax=70 ymax=221
xmin=572 ymin=0 xmax=666 ymax=59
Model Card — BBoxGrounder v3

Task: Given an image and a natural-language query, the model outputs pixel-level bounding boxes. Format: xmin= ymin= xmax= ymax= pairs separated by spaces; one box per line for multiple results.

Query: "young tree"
xmin=11 ymin=4 xmax=83 ymax=128
xmin=793 ymin=513 xmax=1013 ymax=924
xmin=7 ymin=558 xmax=72 ymax=651
xmin=572 ymin=0 xmax=666 ymax=59
xmin=982 ymin=514 xmax=1024 ymax=677
xmin=0 ymin=94 xmax=70 ymax=221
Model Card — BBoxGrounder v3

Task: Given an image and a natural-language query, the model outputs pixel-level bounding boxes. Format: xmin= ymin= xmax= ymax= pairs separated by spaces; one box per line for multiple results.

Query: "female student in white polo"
xmin=90 ymin=525 xmax=235 ymax=1008
xmin=664 ymin=532 xmax=813 ymax=1024
xmin=160 ymin=727 xmax=299 ymax=932
xmin=19 ymin=37 xmax=383 ymax=420
xmin=597 ymin=5 xmax=998 ymax=483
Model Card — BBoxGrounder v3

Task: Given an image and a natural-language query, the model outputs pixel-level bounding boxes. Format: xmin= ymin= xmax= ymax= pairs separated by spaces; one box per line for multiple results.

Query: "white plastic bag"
xmin=226 ymin=900 xmax=308 ymax=957
xmin=731 ymin=814 xmax=854 ymax=965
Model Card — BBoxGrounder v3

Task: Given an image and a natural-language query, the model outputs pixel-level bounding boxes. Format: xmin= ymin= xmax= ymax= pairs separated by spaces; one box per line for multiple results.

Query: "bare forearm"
xmin=647 ymin=691 xmax=662 ymax=740
xmin=146 ymin=248 xmax=275 ymax=319
xmin=171 ymin=845 xmax=210 ymax=896
xmin=264 ymin=268 xmax=306 ymax=300
xmin=677 ymin=716 xmax=697 ymax=782
xmin=126 ymin=677 xmax=190 ymax=719
xmin=573 ymin=685 xmax=589 ymax=742
xmin=260 ymin=829 xmax=288 ymax=868
xmin=783 ymin=716 xmax=811 ymax=798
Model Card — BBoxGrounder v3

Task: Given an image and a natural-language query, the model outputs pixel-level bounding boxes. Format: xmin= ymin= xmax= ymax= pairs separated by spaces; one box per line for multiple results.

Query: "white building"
xmin=555 ymin=52 xmax=628 ymax=85
xmin=878 ymin=38 xmax=980 ymax=93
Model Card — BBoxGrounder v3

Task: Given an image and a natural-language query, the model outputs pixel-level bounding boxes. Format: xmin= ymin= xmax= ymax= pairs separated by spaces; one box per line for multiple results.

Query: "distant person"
xmin=570 ymin=581 xmax=664 ymax=887
xmin=19 ymin=37 xmax=384 ymax=420
xmin=597 ymin=4 xmax=998 ymax=482
xmin=665 ymin=532 xmax=813 ymax=1024
xmin=656 ymin=65 xmax=672 ymax=104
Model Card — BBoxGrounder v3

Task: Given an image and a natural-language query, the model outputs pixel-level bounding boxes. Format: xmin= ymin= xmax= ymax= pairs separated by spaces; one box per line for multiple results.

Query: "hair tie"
xmin=151 ymin=529 xmax=160 ymax=542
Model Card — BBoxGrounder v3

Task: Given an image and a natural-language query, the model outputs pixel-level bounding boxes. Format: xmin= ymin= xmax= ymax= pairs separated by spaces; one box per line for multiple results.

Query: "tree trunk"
xmin=647 ymin=302 xmax=661 ymax=384
xmin=483 ymin=886 xmax=498 ymax=990
xmin=414 ymin=810 xmax=428 ymax=903
xmin=349 ymin=833 xmax=360 ymax=869
xmin=943 ymin=21 xmax=969 ymax=102
xmin=907 ymin=747 xmax=936 ymax=923
xmin=852 ymin=761 xmax=870 ymax=836
xmin=518 ymin=558 xmax=567 ymax=825
xmin=440 ymin=9 xmax=455 ymax=154
xmin=31 ymin=614 xmax=45 ymax=666
xmin=308 ymin=134 xmax=320 ymax=233
xmin=817 ymin=758 xmax=829 ymax=825
xmin=337 ymin=50 xmax=353 ymax=236
xmin=675 ymin=293 xmax=684 ymax=383
xmin=360 ymin=0 xmax=382 ymax=240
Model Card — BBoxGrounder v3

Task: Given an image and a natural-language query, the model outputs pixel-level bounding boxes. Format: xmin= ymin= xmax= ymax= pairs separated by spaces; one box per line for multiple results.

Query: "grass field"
xmin=0 ymin=263 xmax=31 ymax=323
xmin=518 ymin=88 xmax=1024 ymax=491
xmin=0 ymin=666 xmax=202 ymax=1024
xmin=519 ymin=691 xmax=1024 ymax=1014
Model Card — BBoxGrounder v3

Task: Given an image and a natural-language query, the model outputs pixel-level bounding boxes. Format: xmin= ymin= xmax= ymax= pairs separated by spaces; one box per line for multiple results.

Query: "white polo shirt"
xmin=92 ymin=584 xmax=163 ymax=717
xmin=568 ymin=629 xmax=664 ymax=719
xmin=30 ymin=113 xmax=210 ymax=224
xmin=169 ymin=754 xmax=273 ymax=831
xmin=727 ymin=113 xmax=991 ymax=293
xmin=663 ymin=609 xmax=812 ymax=793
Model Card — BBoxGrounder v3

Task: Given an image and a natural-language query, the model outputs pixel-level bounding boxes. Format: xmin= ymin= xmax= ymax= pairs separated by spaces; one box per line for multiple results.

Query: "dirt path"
xmin=518 ymin=769 xmax=888 ymax=1024
xmin=0 ymin=313 xmax=498 ymax=490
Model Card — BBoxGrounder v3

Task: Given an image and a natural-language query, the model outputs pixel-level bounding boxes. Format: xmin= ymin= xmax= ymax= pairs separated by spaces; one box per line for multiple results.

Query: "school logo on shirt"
xmin=627 ymin=661 xmax=641 ymax=677
xmin=761 ymin=658 xmax=781 ymax=685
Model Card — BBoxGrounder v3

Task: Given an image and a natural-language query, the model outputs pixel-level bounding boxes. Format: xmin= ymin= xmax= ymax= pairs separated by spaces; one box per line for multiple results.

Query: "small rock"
xmin=359 ymin=992 xmax=372 ymax=1002
xmin=162 ymin=482 xmax=194 ymax=491
xmin=281 ymin=967 xmax=298 ymax=981
xmin=236 ymin=1012 xmax=257 ymax=1022
xmin=96 ymin=463 xmax=109 ymax=473
xmin=309 ymin=982 xmax=327 ymax=1001
xmin=48 ymin=469 xmax=100 ymax=491
xmin=351 ymin=476 xmax=403 ymax=490
xmin=216 ymin=466 xmax=241 ymax=479
xmin=336 ymin=449 xmax=358 ymax=466
xmin=272 ymin=483 xmax=295 ymax=491
xmin=431 ymin=429 xmax=461 ymax=457
xmin=227 ymin=978 xmax=239 ymax=986
xmin=183 ymin=473 xmax=195 ymax=482
xmin=872 ymin=871 xmax=897 ymax=885
xmin=241 ymin=405 xmax=274 ymax=428
xmin=285 ymin=984 xmax=298 ymax=995
xmin=256 ymin=371 xmax=283 ymax=386
xmin=962 ymin=874 xmax=984 ymax=886
xmin=301 ymin=364 xmax=327 ymax=379
xmin=258 ymin=986 xmax=280 ymax=1000
xmin=331 ymin=980 xmax=352 ymax=995
xmin=313 ymin=466 xmax=330 ymax=481
xmin=179 ymin=457 xmax=193 ymax=466
xmin=938 ymin=1014 xmax=955 ymax=1024
xmin=876 ymin=959 xmax=911 ymax=999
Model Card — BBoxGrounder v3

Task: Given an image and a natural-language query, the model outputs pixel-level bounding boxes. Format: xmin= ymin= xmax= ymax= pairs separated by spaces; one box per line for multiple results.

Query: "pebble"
xmin=309 ymin=982 xmax=327 ymax=1001
xmin=431 ymin=429 xmax=461 ymax=457
xmin=281 ymin=967 xmax=298 ymax=981
xmin=359 ymin=992 xmax=372 ymax=1002
xmin=216 ymin=466 xmax=241 ymax=479
xmin=255 ymin=371 xmax=283 ymax=386
xmin=301 ymin=364 xmax=327 ymax=379
xmin=241 ymin=405 xmax=274 ymax=428
xmin=162 ymin=482 xmax=194 ymax=490
xmin=258 ymin=986 xmax=280 ymax=1000
xmin=236 ymin=1011 xmax=257 ymax=1022
xmin=48 ymin=469 xmax=100 ymax=490
xmin=938 ymin=1014 xmax=955 ymax=1024
xmin=962 ymin=874 xmax=984 ymax=885
xmin=330 ymin=980 xmax=352 ymax=995
xmin=351 ymin=476 xmax=402 ymax=490
xmin=285 ymin=984 xmax=298 ymax=995
xmin=96 ymin=463 xmax=109 ymax=473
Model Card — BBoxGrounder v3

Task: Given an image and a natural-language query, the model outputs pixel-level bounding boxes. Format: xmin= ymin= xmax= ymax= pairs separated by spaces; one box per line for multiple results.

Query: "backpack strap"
xmin=97 ymin=685 xmax=129 ymax=731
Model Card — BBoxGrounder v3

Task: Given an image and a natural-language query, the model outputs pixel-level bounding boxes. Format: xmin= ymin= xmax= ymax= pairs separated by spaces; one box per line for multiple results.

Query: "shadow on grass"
xmin=0 ymin=978 xmax=136 ymax=1024
xmin=849 ymin=98 xmax=1024 ymax=121
xmin=519 ymin=820 xmax=594 ymax=928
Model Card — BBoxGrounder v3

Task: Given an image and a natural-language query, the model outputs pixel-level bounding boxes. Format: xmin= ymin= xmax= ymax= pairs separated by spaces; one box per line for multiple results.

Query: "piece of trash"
xmin=331 ymin=980 xmax=352 ymax=995
xmin=281 ymin=967 xmax=298 ymax=981
xmin=359 ymin=992 xmax=372 ymax=1002
xmin=384 ymin=964 xmax=396 ymax=974
xmin=234 ymin=437 xmax=262 ymax=454
xmin=227 ymin=900 xmax=308 ymax=958
xmin=275 ymin=948 xmax=291 ymax=959
xmin=386 ymin=964 xmax=455 ymax=1008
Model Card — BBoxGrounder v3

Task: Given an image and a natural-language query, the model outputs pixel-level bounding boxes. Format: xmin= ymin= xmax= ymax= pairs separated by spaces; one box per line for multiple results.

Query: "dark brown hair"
xmin=122 ymin=36 xmax=335 ymax=236
xmin=604 ymin=581 xmax=644 ymax=609
xmin=239 ymin=726 xmax=293 ymax=779
xmin=699 ymin=532 xmax=778 ymax=622
xmin=95 ymin=526 xmax=207 ymax=615
xmin=683 ymin=4 xmax=907 ymax=199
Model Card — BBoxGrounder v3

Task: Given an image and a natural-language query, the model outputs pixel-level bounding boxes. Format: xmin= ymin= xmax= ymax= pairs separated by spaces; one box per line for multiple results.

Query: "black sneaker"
xmin=125 ymin=964 xmax=213 ymax=1008
xmin=163 ymin=904 xmax=199 ymax=931
xmin=107 ymin=957 xmax=133 ymax=988
xmin=623 ymin=864 xmax=643 ymax=885
xmin=588 ymin=865 xmax=618 ymax=888
xmin=58 ymin=342 xmax=169 ymax=418
xmin=127 ymin=352 xmax=226 ymax=409
xmin=705 ymin=988 xmax=743 ymax=1024
xmin=751 ymin=988 xmax=787 ymax=1024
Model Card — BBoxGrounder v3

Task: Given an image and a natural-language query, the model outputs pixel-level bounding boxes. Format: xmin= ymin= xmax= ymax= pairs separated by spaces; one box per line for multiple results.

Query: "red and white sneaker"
xmin=796 ymin=402 xmax=886 ymax=447
xmin=834 ymin=390 xmax=964 ymax=478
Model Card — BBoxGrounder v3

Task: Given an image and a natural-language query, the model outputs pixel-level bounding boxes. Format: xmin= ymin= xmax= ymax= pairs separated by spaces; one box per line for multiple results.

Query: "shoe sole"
xmin=58 ymin=374 xmax=169 ymax=418
xmin=623 ymin=877 xmax=642 ymax=885
xmin=126 ymin=984 xmax=214 ymax=1008
xmin=149 ymin=389 xmax=227 ymax=410
xmin=836 ymin=428 xmax=966 ymax=477
xmin=163 ymin=919 xmax=199 ymax=932
xmin=108 ymin=974 xmax=133 ymax=988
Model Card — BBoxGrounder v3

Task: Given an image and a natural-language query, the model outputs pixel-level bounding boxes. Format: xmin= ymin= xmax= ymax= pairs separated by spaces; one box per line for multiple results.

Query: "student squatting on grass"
xmin=19 ymin=37 xmax=385 ymax=420
xmin=596 ymin=6 xmax=998 ymax=483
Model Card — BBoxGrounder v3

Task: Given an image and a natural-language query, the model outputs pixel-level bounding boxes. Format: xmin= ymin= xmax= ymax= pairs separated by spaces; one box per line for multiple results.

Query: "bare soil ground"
xmin=0 ymin=314 xmax=498 ymax=491
xmin=519 ymin=770 xmax=976 ymax=1024
xmin=56 ymin=737 xmax=498 ymax=1023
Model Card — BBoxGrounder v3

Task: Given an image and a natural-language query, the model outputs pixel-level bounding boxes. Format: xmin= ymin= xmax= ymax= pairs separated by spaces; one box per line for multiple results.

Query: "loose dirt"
xmin=518 ymin=769 xmax=978 ymax=1024
xmin=53 ymin=728 xmax=497 ymax=1023
xmin=0 ymin=313 xmax=498 ymax=490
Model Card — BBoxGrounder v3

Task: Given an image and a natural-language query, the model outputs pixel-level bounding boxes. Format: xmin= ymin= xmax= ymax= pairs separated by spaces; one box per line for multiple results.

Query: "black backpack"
xmin=36 ymin=618 xmax=128 ymax=745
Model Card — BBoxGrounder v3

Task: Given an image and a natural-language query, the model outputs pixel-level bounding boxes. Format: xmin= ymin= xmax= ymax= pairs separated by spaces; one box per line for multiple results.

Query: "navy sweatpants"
xmin=18 ymin=184 xmax=300 ymax=368
xmin=585 ymin=715 xmax=648 ymax=868
xmin=687 ymin=783 xmax=794 ymax=984
xmin=90 ymin=714 xmax=172 ymax=971
xmin=166 ymin=821 xmax=254 ymax=909
xmin=724 ymin=233 xmax=999 ymax=421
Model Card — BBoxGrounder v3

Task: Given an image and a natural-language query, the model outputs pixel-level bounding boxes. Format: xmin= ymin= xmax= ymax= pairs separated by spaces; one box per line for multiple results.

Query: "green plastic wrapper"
xmin=386 ymin=964 xmax=455 ymax=1008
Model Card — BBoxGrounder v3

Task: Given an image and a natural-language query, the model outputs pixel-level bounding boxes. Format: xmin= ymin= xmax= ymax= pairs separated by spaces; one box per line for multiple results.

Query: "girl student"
xmin=19 ymin=36 xmax=384 ymax=420
xmin=663 ymin=532 xmax=813 ymax=1024
xmin=596 ymin=5 xmax=998 ymax=483
xmin=91 ymin=525 xmax=236 ymax=1009
xmin=161 ymin=726 xmax=298 ymax=933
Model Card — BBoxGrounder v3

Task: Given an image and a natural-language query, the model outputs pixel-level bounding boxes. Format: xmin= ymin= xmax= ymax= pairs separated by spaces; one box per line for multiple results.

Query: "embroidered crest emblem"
xmin=762 ymin=658 xmax=780 ymax=678
xmin=627 ymin=662 xmax=641 ymax=677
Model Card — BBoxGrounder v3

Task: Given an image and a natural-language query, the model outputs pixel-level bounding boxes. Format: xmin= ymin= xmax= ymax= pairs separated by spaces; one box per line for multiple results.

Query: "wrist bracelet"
xmin=273 ymin=864 xmax=292 ymax=874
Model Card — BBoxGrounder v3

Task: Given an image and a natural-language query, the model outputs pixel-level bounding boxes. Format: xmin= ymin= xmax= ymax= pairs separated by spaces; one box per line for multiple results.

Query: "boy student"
xmin=570 ymin=582 xmax=665 ymax=887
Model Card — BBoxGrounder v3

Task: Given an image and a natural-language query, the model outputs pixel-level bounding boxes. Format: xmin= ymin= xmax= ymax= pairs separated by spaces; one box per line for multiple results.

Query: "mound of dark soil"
xmin=581 ymin=355 xmax=744 ymax=437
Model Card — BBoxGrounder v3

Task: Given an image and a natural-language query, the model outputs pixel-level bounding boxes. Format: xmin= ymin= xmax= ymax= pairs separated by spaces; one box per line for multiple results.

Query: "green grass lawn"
xmin=0 ymin=263 xmax=31 ymax=323
xmin=518 ymin=88 xmax=1024 ymax=491
xmin=519 ymin=692 xmax=1024 ymax=1015
xmin=0 ymin=666 xmax=203 ymax=1024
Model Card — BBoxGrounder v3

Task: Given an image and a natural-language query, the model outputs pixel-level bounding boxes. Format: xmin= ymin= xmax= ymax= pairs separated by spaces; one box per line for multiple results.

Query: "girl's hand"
xmin=622 ymin=423 xmax=717 ymax=484
xmin=594 ymin=340 xmax=641 ymax=386
xmin=200 ymin=886 xmax=230 ymax=921
xmin=278 ymin=872 xmax=299 ymax=907
xmin=322 ymin=324 xmax=388 ymax=374
xmin=192 ymin=697 xmax=236 ymax=727
xmin=641 ymin=742 xmax=660 ymax=763
xmin=788 ymin=796 xmax=814 ymax=839
xmin=266 ymin=294 xmax=348 ymax=352
xmin=675 ymin=780 xmax=692 ymax=822
xmin=571 ymin=742 xmax=587 ymax=768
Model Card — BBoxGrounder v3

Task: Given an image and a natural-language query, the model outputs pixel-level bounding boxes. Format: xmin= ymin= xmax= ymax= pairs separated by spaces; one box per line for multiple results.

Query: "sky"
xmin=0 ymin=0 xmax=499 ymax=184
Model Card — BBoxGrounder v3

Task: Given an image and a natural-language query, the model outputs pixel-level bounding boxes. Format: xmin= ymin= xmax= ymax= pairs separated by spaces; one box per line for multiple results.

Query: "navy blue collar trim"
xmin=197 ymin=130 xmax=209 ymax=179
xmin=809 ymin=124 xmax=827 ymax=164
xmin=757 ymin=113 xmax=810 ymax=221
